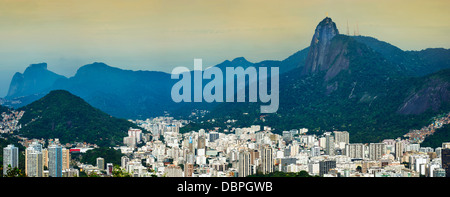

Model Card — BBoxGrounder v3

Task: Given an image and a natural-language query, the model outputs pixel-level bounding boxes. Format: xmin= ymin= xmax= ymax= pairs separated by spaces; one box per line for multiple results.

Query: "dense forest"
xmin=76 ymin=147 xmax=125 ymax=167
xmin=18 ymin=90 xmax=137 ymax=147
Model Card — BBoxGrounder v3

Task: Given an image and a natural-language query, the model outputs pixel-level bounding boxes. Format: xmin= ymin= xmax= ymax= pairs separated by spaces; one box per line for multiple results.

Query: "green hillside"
xmin=18 ymin=90 xmax=137 ymax=147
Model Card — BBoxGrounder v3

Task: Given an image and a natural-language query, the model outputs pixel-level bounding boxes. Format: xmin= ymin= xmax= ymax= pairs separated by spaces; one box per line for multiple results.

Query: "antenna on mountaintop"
xmin=356 ymin=22 xmax=360 ymax=36
xmin=346 ymin=20 xmax=350 ymax=35
xmin=326 ymin=12 xmax=328 ymax=17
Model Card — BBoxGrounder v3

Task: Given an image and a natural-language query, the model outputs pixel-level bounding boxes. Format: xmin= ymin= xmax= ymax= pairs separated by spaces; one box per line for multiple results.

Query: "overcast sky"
xmin=0 ymin=0 xmax=449 ymax=97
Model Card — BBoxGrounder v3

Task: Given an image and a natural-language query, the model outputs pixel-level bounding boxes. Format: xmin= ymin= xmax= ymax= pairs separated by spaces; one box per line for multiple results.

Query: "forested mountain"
xmin=18 ymin=90 xmax=137 ymax=146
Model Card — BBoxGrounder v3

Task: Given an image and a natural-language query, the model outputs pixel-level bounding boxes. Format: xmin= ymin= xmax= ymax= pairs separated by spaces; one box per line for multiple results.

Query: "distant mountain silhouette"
xmin=352 ymin=36 xmax=450 ymax=76
xmin=6 ymin=63 xmax=65 ymax=99
xmin=3 ymin=49 xmax=309 ymax=119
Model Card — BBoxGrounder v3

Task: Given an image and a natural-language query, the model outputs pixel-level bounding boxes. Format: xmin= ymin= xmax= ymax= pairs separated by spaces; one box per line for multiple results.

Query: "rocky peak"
xmin=24 ymin=62 xmax=48 ymax=72
xmin=302 ymin=17 xmax=340 ymax=75
xmin=6 ymin=63 xmax=66 ymax=99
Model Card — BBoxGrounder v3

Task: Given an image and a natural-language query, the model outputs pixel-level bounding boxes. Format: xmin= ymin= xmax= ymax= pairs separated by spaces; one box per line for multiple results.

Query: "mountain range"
xmin=2 ymin=17 xmax=450 ymax=143
xmin=3 ymin=48 xmax=310 ymax=119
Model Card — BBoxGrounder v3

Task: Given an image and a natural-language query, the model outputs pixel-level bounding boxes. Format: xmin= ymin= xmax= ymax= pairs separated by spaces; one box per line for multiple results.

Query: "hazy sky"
xmin=0 ymin=0 xmax=449 ymax=97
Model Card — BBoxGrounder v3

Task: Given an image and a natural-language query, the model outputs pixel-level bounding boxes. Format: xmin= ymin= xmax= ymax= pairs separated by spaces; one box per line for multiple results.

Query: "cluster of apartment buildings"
xmin=3 ymin=115 xmax=450 ymax=178
xmin=116 ymin=117 xmax=450 ymax=177
xmin=3 ymin=140 xmax=77 ymax=177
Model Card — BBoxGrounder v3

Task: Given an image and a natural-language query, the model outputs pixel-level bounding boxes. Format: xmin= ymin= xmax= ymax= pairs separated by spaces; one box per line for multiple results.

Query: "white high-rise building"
xmin=261 ymin=145 xmax=273 ymax=174
xmin=25 ymin=146 xmax=43 ymax=177
xmin=346 ymin=143 xmax=365 ymax=159
xmin=395 ymin=140 xmax=405 ymax=160
xmin=48 ymin=144 xmax=62 ymax=177
xmin=124 ymin=128 xmax=143 ymax=147
xmin=238 ymin=151 xmax=251 ymax=177
xmin=308 ymin=161 xmax=320 ymax=176
xmin=405 ymin=143 xmax=420 ymax=152
xmin=427 ymin=159 xmax=442 ymax=177
xmin=319 ymin=137 xmax=327 ymax=148
xmin=299 ymin=135 xmax=315 ymax=148
xmin=97 ymin=157 xmax=105 ymax=170
xmin=165 ymin=165 xmax=183 ymax=177
xmin=3 ymin=144 xmax=19 ymax=176
xmin=325 ymin=133 xmax=335 ymax=156
xmin=410 ymin=154 xmax=429 ymax=175
xmin=310 ymin=146 xmax=321 ymax=157
xmin=121 ymin=156 xmax=130 ymax=169
xmin=334 ymin=131 xmax=349 ymax=145
xmin=369 ymin=143 xmax=386 ymax=161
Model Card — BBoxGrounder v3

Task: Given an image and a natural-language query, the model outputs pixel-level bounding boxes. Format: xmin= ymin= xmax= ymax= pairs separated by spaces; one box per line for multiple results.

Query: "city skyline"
xmin=3 ymin=115 xmax=450 ymax=178
xmin=0 ymin=0 xmax=449 ymax=97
